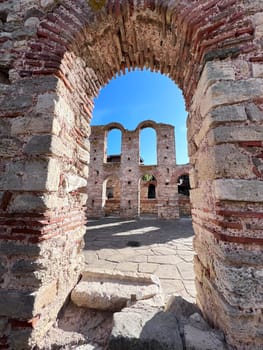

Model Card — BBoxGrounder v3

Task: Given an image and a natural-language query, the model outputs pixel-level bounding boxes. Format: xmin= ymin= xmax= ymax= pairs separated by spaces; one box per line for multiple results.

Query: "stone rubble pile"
xmin=69 ymin=269 xmax=229 ymax=350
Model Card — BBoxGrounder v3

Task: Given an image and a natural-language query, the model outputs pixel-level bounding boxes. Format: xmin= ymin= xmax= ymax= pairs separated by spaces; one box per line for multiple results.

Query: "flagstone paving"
xmin=84 ymin=217 xmax=196 ymax=303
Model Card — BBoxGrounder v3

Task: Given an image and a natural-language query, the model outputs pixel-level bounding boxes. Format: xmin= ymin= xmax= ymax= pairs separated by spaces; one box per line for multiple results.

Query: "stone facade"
xmin=0 ymin=0 xmax=263 ymax=348
xmin=87 ymin=121 xmax=190 ymax=219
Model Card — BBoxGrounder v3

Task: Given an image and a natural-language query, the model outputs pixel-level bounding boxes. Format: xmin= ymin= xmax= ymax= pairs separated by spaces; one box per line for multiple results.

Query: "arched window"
xmin=148 ymin=184 xmax=156 ymax=199
xmin=177 ymin=174 xmax=190 ymax=196
xmin=140 ymin=127 xmax=157 ymax=165
xmin=106 ymin=128 xmax=122 ymax=163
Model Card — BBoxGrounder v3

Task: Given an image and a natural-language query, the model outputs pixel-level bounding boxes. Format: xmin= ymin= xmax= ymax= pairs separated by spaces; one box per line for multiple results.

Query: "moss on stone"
xmin=88 ymin=0 xmax=106 ymax=11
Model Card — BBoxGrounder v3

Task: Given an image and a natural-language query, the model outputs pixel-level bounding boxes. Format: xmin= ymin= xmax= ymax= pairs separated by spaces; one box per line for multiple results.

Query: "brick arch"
xmin=1 ymin=0 xmax=262 ymax=349
xmin=136 ymin=120 xmax=158 ymax=131
xmin=17 ymin=0 xmax=255 ymax=106
xmin=105 ymin=122 xmax=125 ymax=133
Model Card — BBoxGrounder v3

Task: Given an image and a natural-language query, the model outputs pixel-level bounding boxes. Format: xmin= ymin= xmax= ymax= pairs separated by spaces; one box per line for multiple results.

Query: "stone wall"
xmin=0 ymin=0 xmax=262 ymax=348
xmin=87 ymin=121 xmax=180 ymax=219
xmin=178 ymin=194 xmax=191 ymax=217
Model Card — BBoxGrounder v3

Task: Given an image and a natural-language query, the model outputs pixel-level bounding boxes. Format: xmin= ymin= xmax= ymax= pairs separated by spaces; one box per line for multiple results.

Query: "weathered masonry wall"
xmin=87 ymin=121 xmax=189 ymax=219
xmin=0 ymin=0 xmax=263 ymax=348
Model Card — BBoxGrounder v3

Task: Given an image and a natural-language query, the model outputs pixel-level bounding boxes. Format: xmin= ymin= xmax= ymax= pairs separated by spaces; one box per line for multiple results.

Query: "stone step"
xmin=71 ymin=267 xmax=164 ymax=311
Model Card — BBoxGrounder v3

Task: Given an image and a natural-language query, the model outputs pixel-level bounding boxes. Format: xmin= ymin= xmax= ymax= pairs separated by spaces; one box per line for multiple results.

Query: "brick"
xmin=214 ymin=179 xmax=263 ymax=202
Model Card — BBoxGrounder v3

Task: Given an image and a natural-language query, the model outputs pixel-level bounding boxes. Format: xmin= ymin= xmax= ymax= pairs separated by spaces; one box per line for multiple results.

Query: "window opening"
xmin=140 ymin=127 xmax=157 ymax=165
xmin=148 ymin=184 xmax=156 ymax=199
xmin=177 ymin=174 xmax=190 ymax=196
xmin=106 ymin=128 xmax=122 ymax=163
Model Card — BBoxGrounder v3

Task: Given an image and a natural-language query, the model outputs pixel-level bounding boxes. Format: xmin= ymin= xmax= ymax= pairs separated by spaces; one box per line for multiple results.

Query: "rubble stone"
xmin=71 ymin=268 xmax=163 ymax=311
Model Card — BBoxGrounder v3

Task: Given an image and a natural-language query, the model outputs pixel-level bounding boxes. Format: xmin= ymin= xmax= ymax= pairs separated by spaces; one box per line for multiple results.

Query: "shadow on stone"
xmin=108 ymin=296 xmax=229 ymax=350
xmin=108 ymin=303 xmax=183 ymax=350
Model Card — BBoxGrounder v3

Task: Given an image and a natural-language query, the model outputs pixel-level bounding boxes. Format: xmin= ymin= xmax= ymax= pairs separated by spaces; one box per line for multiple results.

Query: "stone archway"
xmin=0 ymin=0 xmax=263 ymax=348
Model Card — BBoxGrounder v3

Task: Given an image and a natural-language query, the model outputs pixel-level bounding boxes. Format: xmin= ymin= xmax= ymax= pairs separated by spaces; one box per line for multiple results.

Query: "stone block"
xmin=184 ymin=323 xmax=227 ymax=350
xmin=193 ymin=104 xmax=247 ymax=147
xmin=10 ymin=329 xmax=32 ymax=350
xmin=35 ymin=92 xmax=58 ymax=114
xmin=208 ymin=125 xmax=263 ymax=145
xmin=0 ymin=94 xmax=32 ymax=114
xmin=214 ymin=260 xmax=263 ymax=306
xmin=197 ymin=144 xmax=253 ymax=180
xmin=0 ymin=259 xmax=7 ymax=278
xmin=197 ymin=61 xmax=235 ymax=97
xmin=65 ymin=174 xmax=87 ymax=192
xmin=0 ymin=318 xmax=8 ymax=334
xmin=214 ymin=144 xmax=252 ymax=178
xmin=34 ymin=280 xmax=58 ymax=311
xmin=9 ymin=192 xmax=68 ymax=212
xmin=24 ymin=16 xmax=40 ymax=28
xmin=200 ymin=79 xmax=263 ymax=118
xmin=245 ymin=103 xmax=263 ymax=122
xmin=214 ymin=179 xmax=263 ymax=202
xmin=109 ymin=302 xmax=183 ymax=350
xmin=0 ymin=119 xmax=11 ymax=136
xmin=24 ymin=134 xmax=73 ymax=158
xmin=77 ymin=145 xmax=90 ymax=165
xmin=71 ymin=268 xmax=162 ymax=311
xmin=252 ymin=63 xmax=263 ymax=78
xmin=35 ymin=93 xmax=74 ymax=128
xmin=0 ymin=290 xmax=35 ymax=318
xmin=0 ymin=241 xmax=40 ymax=257
xmin=1 ymin=158 xmax=60 ymax=191
xmin=40 ymin=0 xmax=55 ymax=8
xmin=0 ymin=137 xmax=22 ymax=158
xmin=11 ymin=260 xmax=40 ymax=275
xmin=82 ymin=165 xmax=89 ymax=178
xmin=11 ymin=115 xmax=54 ymax=136
xmin=10 ymin=193 xmax=47 ymax=213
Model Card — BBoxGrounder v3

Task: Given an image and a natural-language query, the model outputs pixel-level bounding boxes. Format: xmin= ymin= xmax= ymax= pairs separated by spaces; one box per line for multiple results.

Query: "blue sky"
xmin=92 ymin=69 xmax=189 ymax=164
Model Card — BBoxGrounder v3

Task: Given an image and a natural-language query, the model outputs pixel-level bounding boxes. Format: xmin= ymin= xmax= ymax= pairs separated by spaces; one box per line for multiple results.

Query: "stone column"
xmin=120 ymin=129 xmax=140 ymax=217
xmin=189 ymin=60 xmax=263 ymax=348
xmin=86 ymin=126 xmax=107 ymax=218
xmin=0 ymin=77 xmax=88 ymax=348
xmin=156 ymin=124 xmax=179 ymax=219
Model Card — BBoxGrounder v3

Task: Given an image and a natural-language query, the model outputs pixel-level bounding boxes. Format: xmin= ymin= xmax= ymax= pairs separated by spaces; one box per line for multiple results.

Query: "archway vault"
xmin=0 ymin=0 xmax=263 ymax=348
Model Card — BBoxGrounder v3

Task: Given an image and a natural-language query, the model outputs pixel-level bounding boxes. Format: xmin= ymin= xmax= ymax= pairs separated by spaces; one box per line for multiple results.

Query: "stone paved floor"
xmin=84 ymin=217 xmax=196 ymax=303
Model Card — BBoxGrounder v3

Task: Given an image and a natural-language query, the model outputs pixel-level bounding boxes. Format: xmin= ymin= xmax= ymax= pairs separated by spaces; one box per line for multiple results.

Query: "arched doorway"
xmin=177 ymin=174 xmax=191 ymax=217
xmin=139 ymin=174 xmax=158 ymax=217
xmin=103 ymin=176 xmax=121 ymax=216
xmin=1 ymin=1 xmax=262 ymax=348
